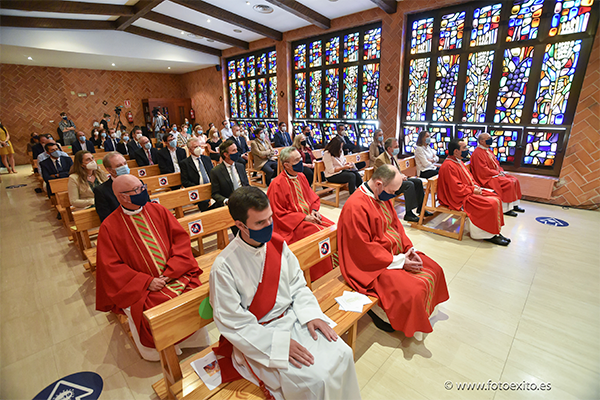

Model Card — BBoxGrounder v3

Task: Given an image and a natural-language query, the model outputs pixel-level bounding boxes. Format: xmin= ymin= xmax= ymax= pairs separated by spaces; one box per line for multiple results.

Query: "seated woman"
xmin=116 ymin=133 xmax=130 ymax=156
xmin=369 ymin=129 xmax=385 ymax=167
xmin=414 ymin=130 xmax=439 ymax=179
xmin=292 ymin=133 xmax=315 ymax=184
xmin=176 ymin=126 xmax=190 ymax=148
xmin=68 ymin=150 xmax=108 ymax=210
xmin=90 ymin=129 xmax=102 ymax=148
xmin=207 ymin=127 xmax=222 ymax=163
xmin=322 ymin=136 xmax=362 ymax=194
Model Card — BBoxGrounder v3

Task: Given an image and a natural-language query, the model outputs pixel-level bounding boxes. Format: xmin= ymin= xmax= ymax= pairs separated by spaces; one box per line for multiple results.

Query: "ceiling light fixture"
xmin=168 ymin=67 xmax=171 ymax=69
xmin=207 ymin=19 xmax=211 ymax=22
xmin=246 ymin=1 xmax=250 ymax=4
xmin=181 ymin=31 xmax=185 ymax=34
xmin=253 ymin=4 xmax=274 ymax=14
xmin=112 ymin=63 xmax=116 ymax=66
xmin=207 ymin=39 xmax=215 ymax=42
xmin=234 ymin=29 xmax=242 ymax=33
xmin=27 ymin=56 xmax=33 ymax=60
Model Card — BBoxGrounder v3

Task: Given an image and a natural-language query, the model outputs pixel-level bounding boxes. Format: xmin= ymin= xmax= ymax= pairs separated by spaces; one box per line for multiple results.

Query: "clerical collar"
xmin=122 ymin=205 xmax=143 ymax=215
xmin=284 ymin=169 xmax=298 ymax=179
xmin=448 ymin=156 xmax=463 ymax=165
xmin=359 ymin=183 xmax=376 ymax=200
xmin=236 ymin=234 xmax=265 ymax=253
xmin=478 ymin=144 xmax=489 ymax=150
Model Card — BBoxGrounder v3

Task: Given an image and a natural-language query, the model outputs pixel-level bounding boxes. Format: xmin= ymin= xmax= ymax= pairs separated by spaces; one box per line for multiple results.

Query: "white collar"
xmin=477 ymin=144 xmax=489 ymax=150
xmin=284 ymin=170 xmax=298 ymax=179
xmin=233 ymin=234 xmax=266 ymax=256
xmin=359 ymin=183 xmax=375 ymax=200
xmin=121 ymin=205 xmax=143 ymax=215
xmin=448 ymin=156 xmax=463 ymax=165
xmin=224 ymin=160 xmax=235 ymax=167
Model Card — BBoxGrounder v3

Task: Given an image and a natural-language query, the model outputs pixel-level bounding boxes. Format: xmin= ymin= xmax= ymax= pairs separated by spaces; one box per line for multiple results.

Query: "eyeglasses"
xmin=120 ymin=183 xmax=147 ymax=195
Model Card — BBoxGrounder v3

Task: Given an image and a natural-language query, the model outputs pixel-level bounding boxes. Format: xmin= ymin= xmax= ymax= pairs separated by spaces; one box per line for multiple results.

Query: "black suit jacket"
xmin=32 ymin=143 xmax=44 ymax=159
xmin=93 ymin=177 xmax=120 ymax=222
xmin=134 ymin=147 xmax=159 ymax=167
xmin=116 ymin=142 xmax=129 ymax=156
xmin=103 ymin=138 xmax=119 ymax=152
xmin=341 ymin=135 xmax=356 ymax=153
xmin=180 ymin=155 xmax=213 ymax=188
xmin=71 ymin=139 xmax=96 ymax=154
xmin=40 ymin=156 xmax=73 ymax=195
xmin=210 ymin=161 xmax=249 ymax=206
xmin=157 ymin=147 xmax=187 ymax=175
xmin=273 ymin=131 xmax=293 ymax=148
xmin=231 ymin=136 xmax=250 ymax=154
xmin=127 ymin=140 xmax=142 ymax=157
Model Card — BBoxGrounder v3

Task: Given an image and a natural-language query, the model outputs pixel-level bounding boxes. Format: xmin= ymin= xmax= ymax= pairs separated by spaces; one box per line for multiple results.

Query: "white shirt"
xmin=80 ymin=140 xmax=87 ymax=151
xmin=414 ymin=145 xmax=439 ymax=174
xmin=169 ymin=148 xmax=180 ymax=173
xmin=221 ymin=127 xmax=233 ymax=140
xmin=224 ymin=160 xmax=242 ymax=190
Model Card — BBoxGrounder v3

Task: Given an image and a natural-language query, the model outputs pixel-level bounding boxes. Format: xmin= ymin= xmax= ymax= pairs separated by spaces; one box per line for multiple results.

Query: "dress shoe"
xmin=57 ymin=212 xmax=62 ymax=220
xmin=499 ymin=234 xmax=511 ymax=243
xmin=404 ymin=213 xmax=420 ymax=223
xmin=484 ymin=235 xmax=510 ymax=246
xmin=423 ymin=211 xmax=434 ymax=217
xmin=504 ymin=210 xmax=518 ymax=217
xmin=367 ymin=310 xmax=395 ymax=332
xmin=513 ymin=206 xmax=525 ymax=213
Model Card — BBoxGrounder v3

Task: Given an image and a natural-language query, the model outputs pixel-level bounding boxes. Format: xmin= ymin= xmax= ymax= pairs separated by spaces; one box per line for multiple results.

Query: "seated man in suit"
xmin=180 ymin=138 xmax=216 ymax=212
xmin=374 ymin=138 xmax=431 ymax=223
xmin=40 ymin=142 xmax=74 ymax=198
xmin=103 ymin=128 xmax=120 ymax=152
xmin=37 ymin=134 xmax=69 ymax=163
xmin=230 ymin=125 xmax=249 ymax=166
xmin=134 ymin=136 xmax=158 ymax=167
xmin=302 ymin=125 xmax=316 ymax=150
xmin=273 ymin=122 xmax=293 ymax=148
xmin=250 ymin=127 xmax=278 ymax=186
xmin=127 ymin=128 xmax=143 ymax=156
xmin=71 ymin=131 xmax=96 ymax=154
xmin=210 ymin=139 xmax=249 ymax=207
xmin=157 ymin=132 xmax=186 ymax=175
xmin=94 ymin=151 xmax=132 ymax=222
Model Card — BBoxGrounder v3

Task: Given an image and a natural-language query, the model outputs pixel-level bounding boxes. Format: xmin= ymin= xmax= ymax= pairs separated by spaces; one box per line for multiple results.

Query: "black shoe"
xmin=484 ymin=235 xmax=509 ymax=246
xmin=404 ymin=213 xmax=420 ymax=223
xmin=367 ymin=310 xmax=395 ymax=333
xmin=57 ymin=212 xmax=62 ymax=220
xmin=513 ymin=206 xmax=525 ymax=213
xmin=424 ymin=211 xmax=434 ymax=217
xmin=504 ymin=210 xmax=518 ymax=217
xmin=499 ymin=234 xmax=511 ymax=243
xmin=34 ymin=188 xmax=42 ymax=193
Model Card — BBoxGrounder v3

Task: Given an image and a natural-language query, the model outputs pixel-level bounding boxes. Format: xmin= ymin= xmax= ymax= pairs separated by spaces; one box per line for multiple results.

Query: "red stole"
xmin=213 ymin=233 xmax=285 ymax=388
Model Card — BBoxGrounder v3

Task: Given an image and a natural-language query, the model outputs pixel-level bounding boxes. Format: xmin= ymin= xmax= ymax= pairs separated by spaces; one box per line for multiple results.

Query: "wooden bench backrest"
xmin=178 ymin=206 xmax=234 ymax=240
xmin=150 ymin=184 xmax=211 ymax=212
xmin=141 ymin=173 xmax=182 ymax=193
xmin=314 ymin=160 xmax=325 ymax=184
xmin=72 ymin=208 xmax=102 ymax=232
xmin=126 ymin=159 xmax=137 ymax=168
xmin=344 ymin=151 xmax=369 ymax=165
xmin=49 ymin=177 xmax=70 ymax=194
xmin=288 ymin=225 xmax=337 ymax=289
xmin=312 ymin=149 xmax=323 ymax=159
xmin=56 ymin=191 xmax=71 ymax=209
xmin=130 ymin=164 xmax=161 ymax=178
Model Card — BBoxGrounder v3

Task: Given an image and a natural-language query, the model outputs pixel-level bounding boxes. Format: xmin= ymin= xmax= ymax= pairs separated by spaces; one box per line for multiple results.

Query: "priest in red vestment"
xmin=96 ymin=175 xmax=210 ymax=361
xmin=267 ymin=147 xmax=334 ymax=281
xmin=338 ymin=164 xmax=449 ymax=339
xmin=470 ymin=133 xmax=524 ymax=217
xmin=438 ymin=139 xmax=511 ymax=246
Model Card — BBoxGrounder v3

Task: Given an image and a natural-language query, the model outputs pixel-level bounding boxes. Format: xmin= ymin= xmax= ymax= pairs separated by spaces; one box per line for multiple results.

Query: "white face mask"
xmin=193 ymin=147 xmax=203 ymax=157
xmin=135 ymin=133 xmax=142 ymax=140
xmin=85 ymin=161 xmax=98 ymax=171
xmin=93 ymin=121 xmax=100 ymax=127
xmin=110 ymin=133 xmax=116 ymax=139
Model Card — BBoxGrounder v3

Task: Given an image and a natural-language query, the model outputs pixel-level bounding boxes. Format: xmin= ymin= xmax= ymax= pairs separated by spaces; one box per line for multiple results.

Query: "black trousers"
xmin=326 ymin=170 xmax=363 ymax=194
xmin=262 ymin=160 xmax=278 ymax=186
xmin=419 ymin=168 xmax=439 ymax=179
xmin=302 ymin=167 xmax=314 ymax=185
xmin=394 ymin=178 xmax=425 ymax=215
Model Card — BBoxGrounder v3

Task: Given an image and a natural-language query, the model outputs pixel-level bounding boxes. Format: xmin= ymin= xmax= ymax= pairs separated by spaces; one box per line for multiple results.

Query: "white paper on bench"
xmin=335 ymin=291 xmax=372 ymax=313
xmin=191 ymin=351 xmax=222 ymax=391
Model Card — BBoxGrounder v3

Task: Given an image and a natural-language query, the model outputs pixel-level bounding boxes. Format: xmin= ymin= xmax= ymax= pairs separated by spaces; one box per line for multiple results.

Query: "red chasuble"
xmin=96 ymin=202 xmax=202 ymax=348
xmin=338 ymin=185 xmax=449 ymax=336
xmin=438 ymin=157 xmax=504 ymax=235
xmin=470 ymin=146 xmax=522 ymax=203
xmin=267 ymin=171 xmax=334 ymax=281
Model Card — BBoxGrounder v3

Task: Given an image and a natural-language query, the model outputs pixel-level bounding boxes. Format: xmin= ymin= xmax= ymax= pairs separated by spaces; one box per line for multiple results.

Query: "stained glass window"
xmin=247 ymin=55 xmax=256 ymax=77
xmin=325 ymin=68 xmax=339 ymax=119
xmin=247 ymin=80 xmax=257 ymax=118
xmin=294 ymin=44 xmax=306 ymax=70
xmin=321 ymin=122 xmax=337 ymax=142
xmin=238 ymin=82 xmax=247 ymax=118
xmin=258 ymin=53 xmax=267 ymax=75
xmin=532 ymin=40 xmax=581 ymax=124
xmin=456 ymin=128 xmax=483 ymax=153
xmin=357 ymin=123 xmax=376 ymax=146
xmin=295 ymin=73 xmax=307 ymax=119
xmin=310 ymin=41 xmax=322 ymax=68
xmin=470 ymin=4 xmax=502 ymax=47
xmin=342 ymin=66 xmax=358 ymax=119
xmin=228 ymin=60 xmax=236 ymax=80
xmin=363 ymin=27 xmax=382 ymax=60
xmin=269 ymin=76 xmax=278 ymax=118
xmin=494 ymin=46 xmax=534 ymax=124
xmin=550 ymin=0 xmax=595 ymax=36
xmin=524 ymin=131 xmax=560 ymax=166
xmin=411 ymin=18 xmax=434 ymax=54
xmin=362 ymin=64 xmax=380 ymax=120
xmin=325 ymin=37 xmax=340 ymax=65
xmin=403 ymin=126 xmax=424 ymax=153
xmin=268 ymin=50 xmax=277 ymax=73
xmin=229 ymin=82 xmax=238 ymax=118
xmin=439 ymin=11 xmax=466 ymax=51
xmin=488 ymin=129 xmax=519 ymax=163
xmin=343 ymin=32 xmax=359 ymax=62
xmin=507 ymin=0 xmax=544 ymax=42
xmin=309 ymin=71 xmax=322 ymax=119
xmin=257 ymin=78 xmax=268 ymax=118
xmin=433 ymin=54 xmax=460 ymax=122
xmin=406 ymin=57 xmax=430 ymax=121
xmin=237 ymin=59 xmax=245 ymax=79
xmin=429 ymin=127 xmax=452 ymax=156
xmin=463 ymin=51 xmax=495 ymax=122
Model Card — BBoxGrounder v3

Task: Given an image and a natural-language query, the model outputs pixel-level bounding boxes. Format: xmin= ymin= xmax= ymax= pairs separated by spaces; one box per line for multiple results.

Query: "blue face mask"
xmin=144 ymin=142 xmax=152 ymax=150
xmin=169 ymin=139 xmax=177 ymax=148
xmin=115 ymin=165 xmax=130 ymax=176
xmin=173 ymin=127 xmax=178 ymax=132
xmin=122 ymin=136 xmax=129 ymax=142
xmin=129 ymin=188 xmax=149 ymax=207
xmin=101 ymin=133 xmax=106 ymax=138
xmin=377 ymin=136 xmax=383 ymax=142
xmin=292 ymin=160 xmax=304 ymax=173
xmin=392 ymin=148 xmax=400 ymax=156
xmin=485 ymin=138 xmax=493 ymax=146
xmin=51 ymin=150 xmax=60 ymax=158
xmin=461 ymin=150 xmax=470 ymax=159
xmin=378 ymin=190 xmax=396 ymax=202
xmin=425 ymin=138 xmax=431 ymax=145
xmin=229 ymin=152 xmax=240 ymax=162
xmin=78 ymin=136 xmax=85 ymax=142
xmin=247 ymin=223 xmax=273 ymax=243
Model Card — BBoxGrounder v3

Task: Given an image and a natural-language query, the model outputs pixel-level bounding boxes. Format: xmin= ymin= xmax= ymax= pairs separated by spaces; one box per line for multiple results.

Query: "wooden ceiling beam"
xmin=370 ymin=0 xmax=397 ymax=14
xmin=144 ymin=11 xmax=249 ymax=49
xmin=265 ymin=0 xmax=330 ymax=30
xmin=0 ymin=15 xmax=115 ymax=30
xmin=114 ymin=0 xmax=165 ymax=31
xmin=0 ymin=1 xmax=134 ymax=16
xmin=171 ymin=0 xmax=282 ymax=41
xmin=124 ymin=26 xmax=222 ymax=57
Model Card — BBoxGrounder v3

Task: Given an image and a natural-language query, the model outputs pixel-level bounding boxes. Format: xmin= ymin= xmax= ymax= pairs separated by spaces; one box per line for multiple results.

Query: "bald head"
xmin=113 ymin=175 xmax=146 ymax=209
xmin=478 ymin=133 xmax=492 ymax=147
xmin=368 ymin=164 xmax=403 ymax=198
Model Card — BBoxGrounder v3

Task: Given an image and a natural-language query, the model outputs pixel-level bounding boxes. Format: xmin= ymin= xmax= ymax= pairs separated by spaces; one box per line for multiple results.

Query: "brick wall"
xmin=0 ymin=64 xmax=184 ymax=164
xmin=180 ymin=65 xmax=227 ymax=131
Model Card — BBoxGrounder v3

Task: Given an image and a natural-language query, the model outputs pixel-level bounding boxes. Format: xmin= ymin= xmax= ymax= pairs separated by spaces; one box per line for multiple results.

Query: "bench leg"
xmin=458 ymin=213 xmax=466 ymax=241
xmin=347 ymin=323 xmax=358 ymax=359
xmin=216 ymin=230 xmax=228 ymax=249
xmin=159 ymin=346 xmax=182 ymax=400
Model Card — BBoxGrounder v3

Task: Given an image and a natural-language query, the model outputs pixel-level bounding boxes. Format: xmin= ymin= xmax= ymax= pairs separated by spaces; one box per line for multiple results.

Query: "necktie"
xmin=147 ymin=150 xmax=154 ymax=165
xmin=55 ymin=159 xmax=61 ymax=173
xmin=196 ymin=157 xmax=209 ymax=184
xmin=230 ymin=164 xmax=240 ymax=190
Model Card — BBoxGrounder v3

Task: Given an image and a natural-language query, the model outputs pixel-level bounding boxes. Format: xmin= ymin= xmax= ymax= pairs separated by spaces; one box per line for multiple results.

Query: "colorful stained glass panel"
xmin=488 ymin=129 xmax=519 ymax=163
xmin=463 ymin=51 xmax=495 ymax=123
xmin=507 ymin=0 xmax=544 ymax=42
xmin=310 ymin=40 xmax=322 ymax=68
xmin=294 ymin=73 xmax=307 ymax=119
xmin=470 ymin=3 xmax=502 ymax=47
xmin=456 ymin=128 xmax=483 ymax=153
xmin=269 ymin=76 xmax=278 ymax=118
xmin=403 ymin=126 xmax=424 ymax=153
xmin=495 ymin=46 xmax=534 ymax=124
xmin=343 ymin=66 xmax=358 ymax=119
xmin=344 ymin=32 xmax=360 ymax=62
xmin=295 ymin=44 xmax=306 ymax=69
xmin=309 ymin=71 xmax=322 ymax=119
xmin=258 ymin=53 xmax=267 ymax=75
xmin=524 ymin=131 xmax=560 ymax=166
xmin=247 ymin=55 xmax=256 ymax=77
xmin=406 ymin=57 xmax=430 ymax=121
xmin=227 ymin=60 xmax=236 ymax=80
xmin=257 ymin=78 xmax=268 ymax=118
xmin=269 ymin=50 xmax=277 ymax=73
xmin=429 ymin=127 xmax=453 ymax=157
xmin=439 ymin=11 xmax=466 ymax=50
xmin=325 ymin=37 xmax=340 ymax=65
xmin=248 ymin=80 xmax=257 ymax=118
xmin=229 ymin=82 xmax=238 ymax=118
xmin=411 ymin=17 xmax=434 ymax=54
xmin=363 ymin=27 xmax=382 ymax=60
xmin=321 ymin=122 xmax=337 ymax=142
xmin=550 ymin=0 xmax=595 ymax=36
xmin=532 ymin=40 xmax=581 ymax=124
xmin=238 ymin=82 xmax=247 ymax=118
xmin=362 ymin=63 xmax=380 ymax=120
xmin=237 ymin=58 xmax=245 ymax=79
xmin=433 ymin=54 xmax=460 ymax=122
xmin=325 ymin=68 xmax=339 ymax=119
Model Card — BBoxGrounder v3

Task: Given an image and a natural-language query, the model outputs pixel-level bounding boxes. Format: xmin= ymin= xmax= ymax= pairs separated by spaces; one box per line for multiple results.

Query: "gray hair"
xmin=103 ymin=151 xmax=122 ymax=169
xmin=384 ymin=137 xmax=397 ymax=150
xmin=372 ymin=163 xmax=398 ymax=185
xmin=373 ymin=129 xmax=383 ymax=138
xmin=279 ymin=146 xmax=299 ymax=164
xmin=187 ymin=137 xmax=199 ymax=149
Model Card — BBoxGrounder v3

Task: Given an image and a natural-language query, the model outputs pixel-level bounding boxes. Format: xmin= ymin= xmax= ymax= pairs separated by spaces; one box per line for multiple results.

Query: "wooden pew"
xmin=130 ymin=164 xmax=161 ymax=178
xmin=151 ymin=184 xmax=211 ymax=218
xmin=48 ymin=177 xmax=70 ymax=195
xmin=177 ymin=206 xmax=234 ymax=255
xmin=141 ymin=173 xmax=182 ymax=193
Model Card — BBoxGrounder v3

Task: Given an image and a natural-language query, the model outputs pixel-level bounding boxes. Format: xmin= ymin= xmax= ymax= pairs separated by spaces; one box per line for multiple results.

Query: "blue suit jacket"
xmin=273 ymin=130 xmax=293 ymax=148
xmin=71 ymin=139 xmax=96 ymax=154
xmin=103 ymin=138 xmax=119 ymax=152
xmin=40 ymin=155 xmax=73 ymax=195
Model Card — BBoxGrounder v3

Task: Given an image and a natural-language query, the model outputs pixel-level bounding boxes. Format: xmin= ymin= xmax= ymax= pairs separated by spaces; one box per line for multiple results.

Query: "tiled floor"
xmin=1 ymin=165 xmax=599 ymax=399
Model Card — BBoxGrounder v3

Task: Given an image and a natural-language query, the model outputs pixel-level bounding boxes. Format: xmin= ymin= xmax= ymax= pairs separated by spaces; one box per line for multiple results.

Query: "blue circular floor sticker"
xmin=536 ymin=217 xmax=569 ymax=227
xmin=33 ymin=372 xmax=103 ymax=400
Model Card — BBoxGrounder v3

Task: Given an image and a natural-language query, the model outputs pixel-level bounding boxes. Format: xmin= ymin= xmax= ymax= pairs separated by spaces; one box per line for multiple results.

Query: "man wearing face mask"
xmin=180 ymin=138 xmax=216 ymax=212
xmin=230 ymin=125 xmax=249 ymax=166
xmin=470 ymin=133 xmax=524 ymax=217
xmin=375 ymin=138 xmax=429 ymax=223
xmin=337 ymin=164 xmax=449 ymax=338
xmin=250 ymin=128 xmax=278 ymax=186
xmin=220 ymin=119 xmax=233 ymax=141
xmin=134 ymin=136 xmax=158 ymax=167
xmin=71 ymin=131 xmax=96 ymax=154
xmin=95 ymin=174 xmax=211 ymax=361
xmin=273 ymin=122 xmax=293 ymax=148
xmin=127 ymin=128 xmax=143 ymax=156
xmin=103 ymin=128 xmax=120 ymax=152
xmin=157 ymin=133 xmax=186 ymax=175
xmin=210 ymin=186 xmax=360 ymax=400
xmin=39 ymin=143 xmax=74 ymax=198
xmin=94 ymin=152 xmax=132 ymax=222
xmin=59 ymin=112 xmax=77 ymax=145
xmin=266 ymin=147 xmax=334 ymax=282
xmin=210 ymin=139 xmax=249 ymax=208
xmin=438 ymin=139 xmax=511 ymax=246
xmin=116 ymin=133 xmax=130 ymax=156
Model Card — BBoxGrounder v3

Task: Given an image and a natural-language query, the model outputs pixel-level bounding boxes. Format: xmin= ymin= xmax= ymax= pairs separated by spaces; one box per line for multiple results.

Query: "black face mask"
xmin=300 ymin=140 xmax=307 ymax=147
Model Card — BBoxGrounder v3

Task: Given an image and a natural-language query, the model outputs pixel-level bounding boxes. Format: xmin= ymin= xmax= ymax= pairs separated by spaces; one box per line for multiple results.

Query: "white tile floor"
xmin=1 ymin=165 xmax=599 ymax=399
